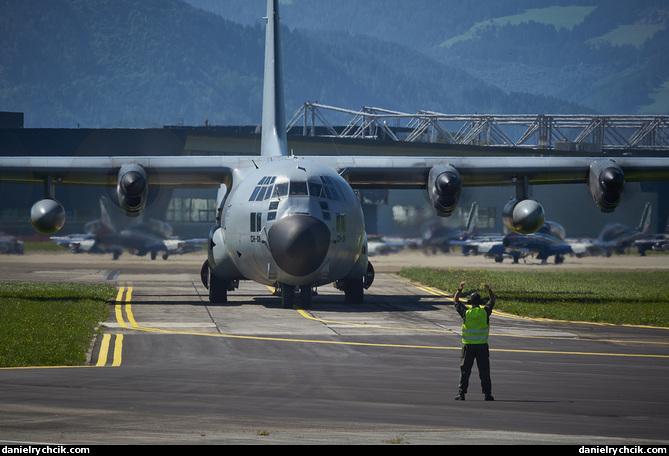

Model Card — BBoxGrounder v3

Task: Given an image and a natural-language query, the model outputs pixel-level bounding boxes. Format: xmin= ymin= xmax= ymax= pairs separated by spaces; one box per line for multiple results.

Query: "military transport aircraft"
xmin=50 ymin=197 xmax=203 ymax=260
xmin=1 ymin=0 xmax=669 ymax=308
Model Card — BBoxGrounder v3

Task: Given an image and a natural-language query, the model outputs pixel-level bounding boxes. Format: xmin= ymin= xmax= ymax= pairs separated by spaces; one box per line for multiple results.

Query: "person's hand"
xmin=482 ymin=283 xmax=490 ymax=290
xmin=459 ymin=281 xmax=466 ymax=289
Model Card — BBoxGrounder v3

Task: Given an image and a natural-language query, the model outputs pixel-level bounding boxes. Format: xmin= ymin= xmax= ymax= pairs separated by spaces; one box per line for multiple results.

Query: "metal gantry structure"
xmin=287 ymin=102 xmax=669 ymax=151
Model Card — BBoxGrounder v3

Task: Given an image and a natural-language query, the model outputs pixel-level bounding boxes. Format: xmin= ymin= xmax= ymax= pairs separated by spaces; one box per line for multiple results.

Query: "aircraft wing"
xmin=2 ymin=154 xmax=669 ymax=235
xmin=2 ymin=155 xmax=668 ymax=188
xmin=320 ymin=155 xmax=669 ymax=188
xmin=0 ymin=156 xmax=242 ymax=188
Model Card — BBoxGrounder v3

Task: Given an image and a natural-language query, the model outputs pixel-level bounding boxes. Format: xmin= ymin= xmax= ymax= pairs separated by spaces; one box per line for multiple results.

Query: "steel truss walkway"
xmin=287 ymin=102 xmax=669 ymax=151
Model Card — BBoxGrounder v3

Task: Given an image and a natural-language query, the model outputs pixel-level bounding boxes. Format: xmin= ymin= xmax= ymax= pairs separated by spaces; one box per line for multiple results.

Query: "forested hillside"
xmin=0 ymin=0 xmax=265 ymax=127
xmin=191 ymin=0 xmax=669 ymax=115
xmin=2 ymin=0 xmax=664 ymax=128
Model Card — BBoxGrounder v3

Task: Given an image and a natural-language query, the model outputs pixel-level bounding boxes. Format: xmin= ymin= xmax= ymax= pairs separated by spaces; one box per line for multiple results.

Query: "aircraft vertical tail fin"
xmin=99 ymin=196 xmax=118 ymax=234
xmin=260 ymin=0 xmax=288 ymax=157
xmin=637 ymin=202 xmax=652 ymax=233
xmin=464 ymin=202 xmax=478 ymax=236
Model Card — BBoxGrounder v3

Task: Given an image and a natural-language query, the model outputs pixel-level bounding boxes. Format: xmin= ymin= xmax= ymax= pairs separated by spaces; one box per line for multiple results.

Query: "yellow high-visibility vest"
xmin=462 ymin=307 xmax=489 ymax=344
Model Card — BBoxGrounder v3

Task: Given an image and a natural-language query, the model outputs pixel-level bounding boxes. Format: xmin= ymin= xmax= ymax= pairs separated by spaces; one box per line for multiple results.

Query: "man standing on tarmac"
xmin=453 ymin=281 xmax=495 ymax=401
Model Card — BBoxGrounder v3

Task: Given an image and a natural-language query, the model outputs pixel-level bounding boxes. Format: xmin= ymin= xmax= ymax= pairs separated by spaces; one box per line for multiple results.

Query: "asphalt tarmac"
xmin=1 ymin=250 xmax=668 ymax=445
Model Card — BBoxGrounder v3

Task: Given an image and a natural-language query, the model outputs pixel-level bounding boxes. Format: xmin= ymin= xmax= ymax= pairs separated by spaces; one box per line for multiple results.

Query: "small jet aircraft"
xmin=1 ymin=0 xmax=669 ymax=308
xmin=370 ymin=202 xmax=479 ymax=256
xmin=457 ymin=216 xmax=571 ymax=264
xmin=570 ymin=202 xmax=654 ymax=257
xmin=50 ymin=197 xmax=204 ymax=260
xmin=502 ymin=221 xmax=573 ymax=264
xmin=633 ymin=234 xmax=669 ymax=254
xmin=0 ymin=232 xmax=24 ymax=255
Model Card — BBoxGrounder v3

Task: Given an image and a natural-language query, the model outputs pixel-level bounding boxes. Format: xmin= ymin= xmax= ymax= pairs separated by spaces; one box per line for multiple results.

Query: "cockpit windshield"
xmin=249 ymin=175 xmax=342 ymax=201
xmin=289 ymin=181 xmax=308 ymax=196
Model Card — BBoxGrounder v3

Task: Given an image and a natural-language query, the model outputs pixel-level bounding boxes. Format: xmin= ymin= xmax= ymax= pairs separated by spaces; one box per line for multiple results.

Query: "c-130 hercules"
xmin=2 ymin=0 xmax=669 ymax=308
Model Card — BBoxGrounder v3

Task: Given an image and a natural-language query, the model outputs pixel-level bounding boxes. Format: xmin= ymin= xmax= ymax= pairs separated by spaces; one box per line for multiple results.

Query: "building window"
xmin=167 ymin=198 xmax=216 ymax=222
xmin=477 ymin=206 xmax=497 ymax=230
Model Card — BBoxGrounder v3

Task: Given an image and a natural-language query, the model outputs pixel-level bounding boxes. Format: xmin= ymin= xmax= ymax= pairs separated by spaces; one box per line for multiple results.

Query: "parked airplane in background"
xmin=570 ymin=202 xmax=653 ymax=257
xmin=457 ymin=216 xmax=571 ymax=264
xmin=2 ymin=0 xmax=669 ymax=308
xmin=458 ymin=236 xmax=516 ymax=263
xmin=502 ymin=221 xmax=573 ymax=264
xmin=51 ymin=197 xmax=204 ymax=260
xmin=634 ymin=234 xmax=669 ymax=254
xmin=451 ymin=202 xmax=509 ymax=261
xmin=0 ymin=232 xmax=24 ymax=255
xmin=369 ymin=202 xmax=479 ymax=256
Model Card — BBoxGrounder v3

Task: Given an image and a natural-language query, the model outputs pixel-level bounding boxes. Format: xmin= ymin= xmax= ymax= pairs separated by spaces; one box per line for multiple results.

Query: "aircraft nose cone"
xmin=268 ymin=215 xmax=330 ymax=277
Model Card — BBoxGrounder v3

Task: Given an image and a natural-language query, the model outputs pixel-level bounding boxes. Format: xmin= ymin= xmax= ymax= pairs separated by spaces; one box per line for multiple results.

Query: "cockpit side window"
xmin=319 ymin=175 xmax=341 ymax=201
xmin=249 ymin=176 xmax=277 ymax=202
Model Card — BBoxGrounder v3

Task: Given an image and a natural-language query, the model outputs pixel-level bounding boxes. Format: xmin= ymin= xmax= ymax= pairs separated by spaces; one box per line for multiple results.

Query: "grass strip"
xmin=0 ymin=282 xmax=115 ymax=367
xmin=399 ymin=268 xmax=669 ymax=327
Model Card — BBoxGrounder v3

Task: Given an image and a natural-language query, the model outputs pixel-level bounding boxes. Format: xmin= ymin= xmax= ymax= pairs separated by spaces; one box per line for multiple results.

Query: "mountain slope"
xmin=189 ymin=0 xmax=669 ymax=115
xmin=1 ymin=0 xmax=594 ymax=128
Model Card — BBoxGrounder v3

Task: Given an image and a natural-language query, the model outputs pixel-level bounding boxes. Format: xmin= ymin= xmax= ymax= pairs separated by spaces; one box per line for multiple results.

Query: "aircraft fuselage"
xmin=208 ymin=157 xmax=369 ymax=301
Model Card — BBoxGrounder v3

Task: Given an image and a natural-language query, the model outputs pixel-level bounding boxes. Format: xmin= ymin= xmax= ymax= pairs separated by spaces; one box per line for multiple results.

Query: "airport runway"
xmin=1 ymin=251 xmax=668 ymax=445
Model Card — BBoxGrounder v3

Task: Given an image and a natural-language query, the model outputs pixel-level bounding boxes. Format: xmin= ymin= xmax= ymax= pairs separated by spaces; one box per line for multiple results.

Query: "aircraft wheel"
xmin=300 ymin=285 xmax=312 ymax=309
xmin=209 ymin=271 xmax=228 ymax=303
xmin=281 ymin=284 xmax=294 ymax=309
xmin=344 ymin=279 xmax=364 ymax=304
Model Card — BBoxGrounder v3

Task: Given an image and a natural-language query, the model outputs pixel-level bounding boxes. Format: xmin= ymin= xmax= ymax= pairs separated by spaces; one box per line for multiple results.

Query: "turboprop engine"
xmin=588 ymin=159 xmax=624 ymax=213
xmin=117 ymin=163 xmax=148 ymax=217
xmin=427 ymin=164 xmax=462 ymax=217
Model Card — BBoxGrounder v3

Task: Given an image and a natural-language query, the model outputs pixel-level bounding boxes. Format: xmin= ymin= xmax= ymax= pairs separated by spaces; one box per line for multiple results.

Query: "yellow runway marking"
xmin=96 ymin=334 xmax=111 ymax=367
xmin=92 ymin=286 xmax=134 ymax=367
xmin=115 ymin=286 xmax=138 ymax=328
xmin=112 ymin=334 xmax=123 ymax=367
xmin=108 ymin=284 xmax=668 ymax=359
xmin=95 ymin=334 xmax=124 ymax=367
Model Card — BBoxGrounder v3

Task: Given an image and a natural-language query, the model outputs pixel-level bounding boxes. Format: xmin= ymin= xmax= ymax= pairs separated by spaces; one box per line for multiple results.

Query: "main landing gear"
xmin=277 ymin=283 xmax=314 ymax=309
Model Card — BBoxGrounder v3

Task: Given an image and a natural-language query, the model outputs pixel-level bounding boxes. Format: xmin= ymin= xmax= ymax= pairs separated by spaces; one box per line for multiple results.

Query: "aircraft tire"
xmin=281 ymin=283 xmax=294 ymax=309
xmin=344 ymin=279 xmax=364 ymax=304
xmin=208 ymin=271 xmax=228 ymax=303
xmin=300 ymin=285 xmax=312 ymax=309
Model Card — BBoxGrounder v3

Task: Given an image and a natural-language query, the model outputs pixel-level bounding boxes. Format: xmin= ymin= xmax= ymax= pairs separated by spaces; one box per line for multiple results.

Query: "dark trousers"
xmin=458 ymin=343 xmax=492 ymax=395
